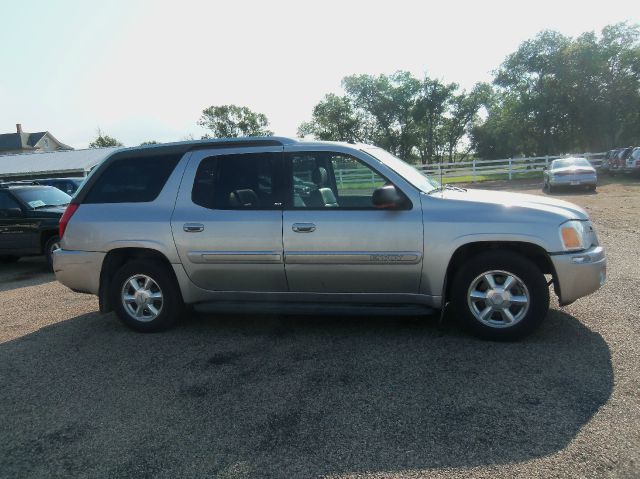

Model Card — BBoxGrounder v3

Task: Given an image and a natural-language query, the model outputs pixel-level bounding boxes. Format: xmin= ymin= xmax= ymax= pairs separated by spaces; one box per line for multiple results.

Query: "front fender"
xmin=420 ymin=233 xmax=552 ymax=299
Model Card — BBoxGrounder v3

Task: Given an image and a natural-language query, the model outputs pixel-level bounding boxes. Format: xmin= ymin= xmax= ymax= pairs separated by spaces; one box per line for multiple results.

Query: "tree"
xmin=472 ymin=23 xmax=640 ymax=158
xmin=441 ymin=83 xmax=492 ymax=162
xmin=89 ymin=129 xmax=123 ymax=148
xmin=299 ymin=72 xmax=484 ymax=164
xmin=198 ymin=105 xmax=273 ymax=138
xmin=139 ymin=140 xmax=159 ymax=146
xmin=412 ymin=78 xmax=457 ymax=163
xmin=298 ymin=94 xmax=370 ymax=142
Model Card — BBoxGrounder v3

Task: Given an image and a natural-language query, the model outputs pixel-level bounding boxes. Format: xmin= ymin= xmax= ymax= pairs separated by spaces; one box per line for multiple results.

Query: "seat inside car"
xmin=229 ymin=189 xmax=259 ymax=208
xmin=308 ymin=166 xmax=338 ymax=207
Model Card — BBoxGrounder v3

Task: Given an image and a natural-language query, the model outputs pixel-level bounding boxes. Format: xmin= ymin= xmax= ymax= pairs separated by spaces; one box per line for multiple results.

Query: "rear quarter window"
xmin=83 ymin=154 xmax=181 ymax=204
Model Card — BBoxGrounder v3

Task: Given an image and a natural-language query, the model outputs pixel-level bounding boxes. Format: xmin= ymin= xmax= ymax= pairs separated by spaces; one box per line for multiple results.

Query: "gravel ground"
xmin=0 ymin=178 xmax=638 ymax=479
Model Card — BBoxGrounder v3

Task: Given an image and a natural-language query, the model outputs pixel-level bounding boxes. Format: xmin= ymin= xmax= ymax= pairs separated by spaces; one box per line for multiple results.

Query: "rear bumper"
xmin=53 ymin=249 xmax=105 ymax=295
xmin=549 ymin=176 xmax=597 ymax=186
xmin=551 ymin=246 xmax=606 ymax=306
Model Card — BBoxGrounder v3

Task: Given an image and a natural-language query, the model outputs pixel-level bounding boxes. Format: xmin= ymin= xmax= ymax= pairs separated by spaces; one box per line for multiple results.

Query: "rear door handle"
xmin=183 ymin=223 xmax=204 ymax=233
xmin=292 ymin=223 xmax=316 ymax=233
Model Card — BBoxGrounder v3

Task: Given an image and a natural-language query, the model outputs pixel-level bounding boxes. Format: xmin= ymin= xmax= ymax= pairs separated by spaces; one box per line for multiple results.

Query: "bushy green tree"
xmin=198 ymin=105 xmax=273 ymax=138
xmin=299 ymin=72 xmax=486 ymax=163
xmin=88 ymin=129 xmax=123 ymax=148
xmin=472 ymin=23 xmax=640 ymax=158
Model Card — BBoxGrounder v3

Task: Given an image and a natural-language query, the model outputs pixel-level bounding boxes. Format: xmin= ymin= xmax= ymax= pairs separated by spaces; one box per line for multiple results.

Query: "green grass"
xmin=442 ymin=170 xmax=542 ymax=184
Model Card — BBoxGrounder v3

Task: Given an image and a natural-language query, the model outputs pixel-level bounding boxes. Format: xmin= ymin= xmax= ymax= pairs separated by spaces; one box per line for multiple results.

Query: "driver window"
xmin=288 ymin=152 xmax=387 ymax=209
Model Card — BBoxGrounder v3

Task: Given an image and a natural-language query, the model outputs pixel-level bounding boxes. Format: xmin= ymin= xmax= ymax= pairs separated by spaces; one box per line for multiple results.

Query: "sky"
xmin=1 ymin=0 xmax=638 ymax=148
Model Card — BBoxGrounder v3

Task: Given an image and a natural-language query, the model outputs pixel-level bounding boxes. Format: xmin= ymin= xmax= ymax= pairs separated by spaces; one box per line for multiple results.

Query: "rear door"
xmin=281 ymin=146 xmax=424 ymax=294
xmin=171 ymin=147 xmax=287 ymax=292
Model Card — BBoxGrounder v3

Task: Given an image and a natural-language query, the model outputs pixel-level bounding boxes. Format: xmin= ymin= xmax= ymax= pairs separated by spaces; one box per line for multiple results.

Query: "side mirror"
xmin=372 ymin=185 xmax=404 ymax=209
xmin=0 ymin=208 xmax=23 ymax=218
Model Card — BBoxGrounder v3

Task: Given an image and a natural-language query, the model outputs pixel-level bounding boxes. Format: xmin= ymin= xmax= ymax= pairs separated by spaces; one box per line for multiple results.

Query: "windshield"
xmin=362 ymin=147 xmax=440 ymax=193
xmin=552 ymin=158 xmax=591 ymax=169
xmin=14 ymin=187 xmax=71 ymax=208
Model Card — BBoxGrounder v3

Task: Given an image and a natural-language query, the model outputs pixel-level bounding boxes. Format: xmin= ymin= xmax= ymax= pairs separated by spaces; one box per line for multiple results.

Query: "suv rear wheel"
xmin=451 ymin=251 xmax=549 ymax=341
xmin=111 ymin=260 xmax=184 ymax=332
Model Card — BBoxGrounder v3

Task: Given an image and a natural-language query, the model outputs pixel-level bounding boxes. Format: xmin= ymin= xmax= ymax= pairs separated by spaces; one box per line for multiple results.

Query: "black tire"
xmin=44 ymin=235 xmax=60 ymax=271
xmin=111 ymin=260 xmax=184 ymax=332
xmin=0 ymin=256 xmax=20 ymax=264
xmin=451 ymin=250 xmax=550 ymax=341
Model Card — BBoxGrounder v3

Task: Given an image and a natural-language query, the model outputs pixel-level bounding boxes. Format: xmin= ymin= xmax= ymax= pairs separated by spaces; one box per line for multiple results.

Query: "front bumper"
xmin=551 ymin=246 xmax=606 ymax=305
xmin=53 ymin=249 xmax=105 ymax=295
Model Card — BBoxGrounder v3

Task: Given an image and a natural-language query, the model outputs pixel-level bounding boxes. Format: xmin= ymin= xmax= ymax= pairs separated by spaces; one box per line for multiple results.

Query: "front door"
xmin=0 ymin=192 xmax=30 ymax=253
xmin=171 ymin=147 xmax=287 ymax=292
xmin=282 ymin=147 xmax=424 ymax=294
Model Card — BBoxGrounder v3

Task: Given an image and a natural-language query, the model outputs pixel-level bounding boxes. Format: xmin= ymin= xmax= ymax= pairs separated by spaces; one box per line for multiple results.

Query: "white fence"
xmin=334 ymin=152 xmax=606 ymax=188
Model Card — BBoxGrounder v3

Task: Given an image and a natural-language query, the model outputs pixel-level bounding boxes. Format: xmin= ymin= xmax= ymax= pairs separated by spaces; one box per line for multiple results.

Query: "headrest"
xmin=312 ymin=167 xmax=328 ymax=186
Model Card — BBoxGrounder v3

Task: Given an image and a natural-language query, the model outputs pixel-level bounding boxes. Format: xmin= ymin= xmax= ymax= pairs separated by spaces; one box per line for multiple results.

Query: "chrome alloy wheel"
xmin=121 ymin=274 xmax=164 ymax=322
xmin=467 ymin=270 xmax=530 ymax=328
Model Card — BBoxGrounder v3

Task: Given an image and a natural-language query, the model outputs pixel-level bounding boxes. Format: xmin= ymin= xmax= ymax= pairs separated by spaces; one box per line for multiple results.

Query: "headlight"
xmin=560 ymin=220 xmax=589 ymax=251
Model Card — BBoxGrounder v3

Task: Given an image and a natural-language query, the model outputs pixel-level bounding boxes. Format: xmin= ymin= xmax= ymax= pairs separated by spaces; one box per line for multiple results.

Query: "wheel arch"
xmin=99 ymin=247 xmax=181 ymax=314
xmin=443 ymin=241 xmax=557 ymax=305
xmin=40 ymin=229 xmax=59 ymax=253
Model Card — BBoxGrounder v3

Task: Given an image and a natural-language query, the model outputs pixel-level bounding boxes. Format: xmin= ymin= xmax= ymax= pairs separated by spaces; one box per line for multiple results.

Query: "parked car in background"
xmin=36 ymin=178 xmax=84 ymax=196
xmin=543 ymin=157 xmax=597 ymax=193
xmin=53 ymin=137 xmax=606 ymax=341
xmin=625 ymin=147 xmax=640 ymax=172
xmin=0 ymin=183 xmax=71 ymax=268
xmin=602 ymin=146 xmax=638 ymax=174
xmin=600 ymin=149 xmax=621 ymax=173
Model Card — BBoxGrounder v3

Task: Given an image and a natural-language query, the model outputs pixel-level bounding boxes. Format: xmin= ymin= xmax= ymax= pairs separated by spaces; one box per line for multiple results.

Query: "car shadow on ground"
xmin=0 ymin=257 xmax=53 ymax=292
xmin=0 ymin=309 xmax=613 ymax=478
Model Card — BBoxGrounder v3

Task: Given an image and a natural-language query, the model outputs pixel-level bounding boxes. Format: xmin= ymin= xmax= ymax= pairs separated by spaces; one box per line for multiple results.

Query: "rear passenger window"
xmin=192 ymin=153 xmax=280 ymax=210
xmin=83 ymin=155 xmax=180 ymax=203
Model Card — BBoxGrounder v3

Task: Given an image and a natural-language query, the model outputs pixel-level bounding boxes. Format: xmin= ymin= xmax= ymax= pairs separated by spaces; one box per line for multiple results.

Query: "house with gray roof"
xmin=0 ymin=124 xmax=73 ymax=154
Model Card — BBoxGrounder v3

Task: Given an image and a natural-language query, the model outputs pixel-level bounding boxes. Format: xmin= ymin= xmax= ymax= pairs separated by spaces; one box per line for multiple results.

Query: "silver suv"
xmin=53 ymin=137 xmax=606 ymax=340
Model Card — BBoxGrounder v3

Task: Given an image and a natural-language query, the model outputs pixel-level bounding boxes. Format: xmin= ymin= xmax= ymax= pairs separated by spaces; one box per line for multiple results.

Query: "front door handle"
xmin=292 ymin=223 xmax=316 ymax=233
xmin=183 ymin=223 xmax=204 ymax=233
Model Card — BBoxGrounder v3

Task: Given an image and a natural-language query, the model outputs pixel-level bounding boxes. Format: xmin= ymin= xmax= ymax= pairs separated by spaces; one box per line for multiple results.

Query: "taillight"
xmin=59 ymin=203 xmax=79 ymax=239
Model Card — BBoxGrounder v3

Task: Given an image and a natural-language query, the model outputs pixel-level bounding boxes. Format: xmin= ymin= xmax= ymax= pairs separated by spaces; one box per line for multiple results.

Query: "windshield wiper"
xmin=33 ymin=204 xmax=66 ymax=209
xmin=428 ymin=184 xmax=467 ymax=194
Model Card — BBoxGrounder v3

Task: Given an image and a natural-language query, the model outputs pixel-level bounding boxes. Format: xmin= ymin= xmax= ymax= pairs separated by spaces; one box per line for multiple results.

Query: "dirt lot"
xmin=1 ymin=178 xmax=638 ymax=479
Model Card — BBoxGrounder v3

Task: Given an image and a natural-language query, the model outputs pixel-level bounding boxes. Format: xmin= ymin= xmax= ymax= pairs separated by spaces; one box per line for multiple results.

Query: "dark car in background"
xmin=36 ymin=178 xmax=84 ymax=196
xmin=0 ymin=183 xmax=71 ymax=268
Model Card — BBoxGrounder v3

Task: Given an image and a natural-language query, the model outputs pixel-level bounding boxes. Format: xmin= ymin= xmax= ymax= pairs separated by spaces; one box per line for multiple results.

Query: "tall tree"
xmin=412 ymin=78 xmax=457 ymax=163
xmin=198 ymin=105 xmax=273 ymax=138
xmin=299 ymin=71 xmax=484 ymax=163
xmin=441 ymin=83 xmax=492 ymax=162
xmin=472 ymin=23 xmax=640 ymax=158
xmin=342 ymin=71 xmax=421 ymax=159
xmin=298 ymin=94 xmax=370 ymax=142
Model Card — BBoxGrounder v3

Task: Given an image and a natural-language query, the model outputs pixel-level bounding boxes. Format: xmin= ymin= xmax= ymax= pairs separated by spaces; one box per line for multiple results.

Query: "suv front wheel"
xmin=451 ymin=251 xmax=549 ymax=340
xmin=111 ymin=260 xmax=184 ymax=332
